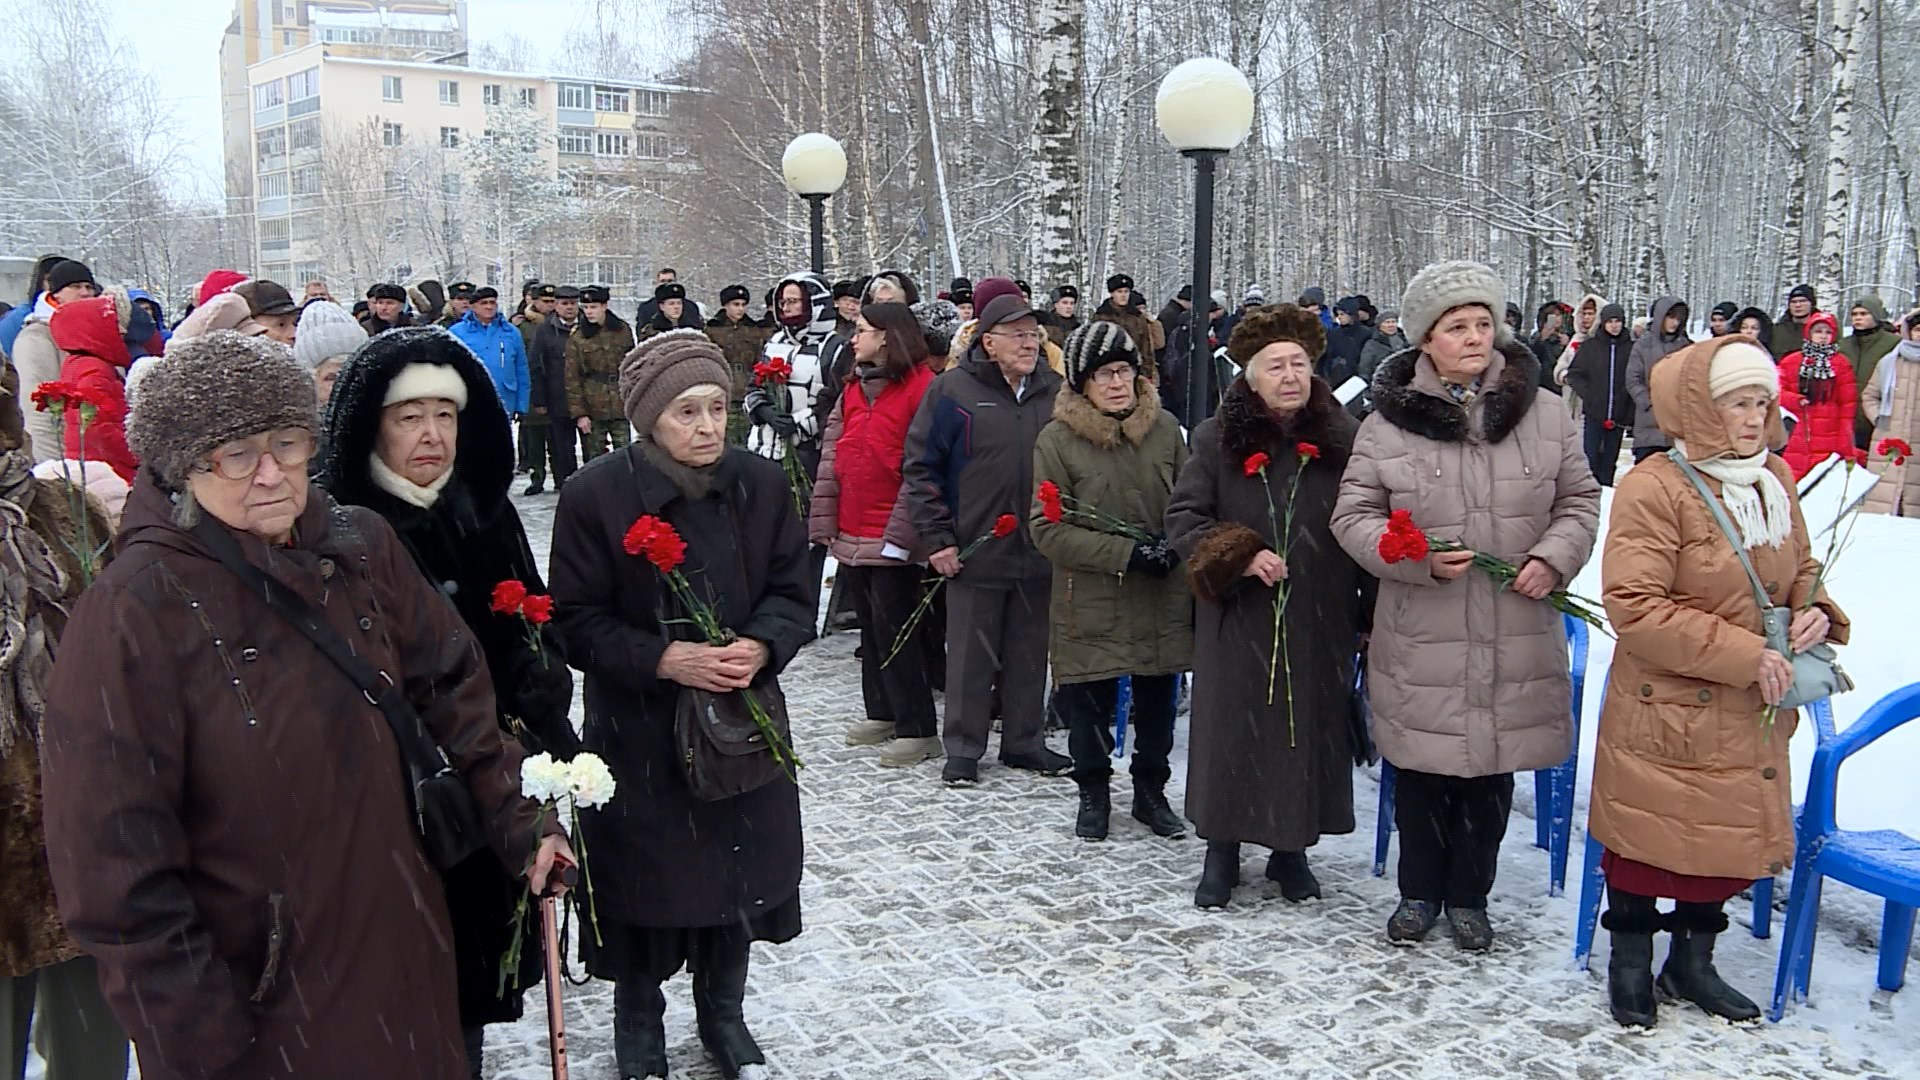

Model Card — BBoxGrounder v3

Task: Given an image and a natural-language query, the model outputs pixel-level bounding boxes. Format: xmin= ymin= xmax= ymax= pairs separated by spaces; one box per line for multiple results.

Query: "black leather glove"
xmin=750 ymin=401 xmax=800 ymax=438
xmin=508 ymin=651 xmax=581 ymax=758
xmin=1127 ymin=538 xmax=1174 ymax=578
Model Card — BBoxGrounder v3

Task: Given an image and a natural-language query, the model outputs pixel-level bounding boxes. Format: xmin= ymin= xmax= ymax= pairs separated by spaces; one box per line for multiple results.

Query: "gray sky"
xmin=119 ymin=0 xmax=652 ymax=201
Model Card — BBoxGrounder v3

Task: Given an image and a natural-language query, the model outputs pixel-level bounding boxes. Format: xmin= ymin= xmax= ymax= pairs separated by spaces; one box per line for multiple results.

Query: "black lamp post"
xmin=1156 ymin=59 xmax=1255 ymax=426
xmin=782 ymin=134 xmax=848 ymax=276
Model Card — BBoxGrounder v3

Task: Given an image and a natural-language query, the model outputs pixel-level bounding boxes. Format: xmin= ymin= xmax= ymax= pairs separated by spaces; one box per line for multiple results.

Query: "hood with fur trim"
xmin=1051 ymin=377 xmax=1163 ymax=451
xmin=1370 ymin=340 xmax=1541 ymax=445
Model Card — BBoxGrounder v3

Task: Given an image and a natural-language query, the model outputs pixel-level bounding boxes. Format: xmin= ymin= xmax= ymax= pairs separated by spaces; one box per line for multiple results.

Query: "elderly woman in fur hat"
xmin=1030 ymin=321 xmax=1192 ymax=843
xmin=1331 ymin=261 xmax=1599 ymax=951
xmin=1165 ymin=304 xmax=1373 ymax=910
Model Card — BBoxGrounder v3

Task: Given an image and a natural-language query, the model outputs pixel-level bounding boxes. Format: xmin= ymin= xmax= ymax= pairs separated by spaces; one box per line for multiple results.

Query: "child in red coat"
xmin=1777 ymin=311 xmax=1857 ymax=479
xmin=47 ymin=295 xmax=139 ymax=482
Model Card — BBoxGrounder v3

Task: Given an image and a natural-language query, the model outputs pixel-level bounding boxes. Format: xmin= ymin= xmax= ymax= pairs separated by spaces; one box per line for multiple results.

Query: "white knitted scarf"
xmin=1677 ymin=440 xmax=1793 ymax=550
xmin=368 ymin=453 xmax=452 ymax=509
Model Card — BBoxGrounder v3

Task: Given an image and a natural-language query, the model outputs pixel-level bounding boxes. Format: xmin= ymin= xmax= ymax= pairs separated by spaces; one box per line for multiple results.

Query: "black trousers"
xmin=1583 ymin=417 xmax=1625 ymax=487
xmin=1394 ymin=768 xmax=1515 ymax=909
xmin=844 ymin=563 xmax=937 ymax=738
xmin=519 ymin=415 xmax=577 ymax=487
xmin=943 ymin=580 xmax=1050 ymax=761
xmin=1058 ymin=674 xmax=1179 ymax=788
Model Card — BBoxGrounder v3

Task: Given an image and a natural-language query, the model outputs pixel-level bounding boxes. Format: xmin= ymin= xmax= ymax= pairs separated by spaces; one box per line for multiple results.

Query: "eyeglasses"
xmin=1086 ymin=366 xmax=1133 ymax=385
xmin=196 ymin=427 xmax=316 ymax=481
xmin=989 ymin=329 xmax=1043 ymax=344
xmin=854 ymin=326 xmax=885 ymax=338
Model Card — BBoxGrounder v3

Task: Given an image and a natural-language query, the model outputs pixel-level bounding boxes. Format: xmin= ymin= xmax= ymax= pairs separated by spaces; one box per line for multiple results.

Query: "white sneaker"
xmin=844 ymin=719 xmax=896 ymax=746
xmin=878 ymin=736 xmax=942 ymax=767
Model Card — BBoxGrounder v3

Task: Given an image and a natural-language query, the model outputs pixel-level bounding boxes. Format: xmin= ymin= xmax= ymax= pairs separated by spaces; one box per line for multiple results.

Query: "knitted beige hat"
xmin=1399 ymin=260 xmax=1514 ymax=348
xmin=618 ymin=329 xmax=733 ymax=433
xmin=128 ymin=331 xmax=316 ymax=488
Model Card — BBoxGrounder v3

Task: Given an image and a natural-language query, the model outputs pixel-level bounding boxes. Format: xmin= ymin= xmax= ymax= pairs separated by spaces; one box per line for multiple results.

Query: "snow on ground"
xmin=467 ymin=490 xmax=1920 ymax=1080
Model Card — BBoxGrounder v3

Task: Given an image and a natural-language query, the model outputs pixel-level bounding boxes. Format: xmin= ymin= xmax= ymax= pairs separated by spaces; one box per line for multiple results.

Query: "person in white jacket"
xmin=747 ymin=271 xmax=837 ymax=614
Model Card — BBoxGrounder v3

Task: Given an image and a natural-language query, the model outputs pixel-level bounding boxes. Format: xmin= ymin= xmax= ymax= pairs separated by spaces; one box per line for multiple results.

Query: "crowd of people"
xmin=0 ymin=247 xmax=1904 ymax=1078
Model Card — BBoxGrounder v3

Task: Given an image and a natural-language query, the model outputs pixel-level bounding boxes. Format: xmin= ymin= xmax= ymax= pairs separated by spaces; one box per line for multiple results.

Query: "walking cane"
xmin=542 ymin=864 xmax=581 ymax=1080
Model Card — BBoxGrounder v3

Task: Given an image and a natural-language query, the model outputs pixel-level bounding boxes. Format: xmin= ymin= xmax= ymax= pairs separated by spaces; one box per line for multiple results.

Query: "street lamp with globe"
xmin=1156 ymin=58 xmax=1254 ymax=425
xmin=781 ymin=133 xmax=848 ymax=275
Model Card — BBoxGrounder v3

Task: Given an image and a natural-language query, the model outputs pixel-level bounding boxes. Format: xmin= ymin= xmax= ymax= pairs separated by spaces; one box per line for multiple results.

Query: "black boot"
xmin=1075 ymin=783 xmax=1110 ymax=841
xmin=694 ymin=940 xmax=767 ymax=1079
xmin=1130 ymin=785 xmax=1186 ymax=839
xmin=1658 ymin=902 xmax=1761 ymax=1022
xmin=1194 ymin=840 xmax=1241 ymax=909
xmin=1602 ymin=887 xmax=1662 ymax=1029
xmin=1265 ymin=850 xmax=1321 ymax=902
xmin=613 ymin=976 xmax=669 ymax=1079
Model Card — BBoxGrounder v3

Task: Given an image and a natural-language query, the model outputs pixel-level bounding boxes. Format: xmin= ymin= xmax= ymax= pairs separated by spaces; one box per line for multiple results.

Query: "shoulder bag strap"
xmin=189 ymin=516 xmax=455 ymax=782
xmin=1663 ymin=448 xmax=1773 ymax=612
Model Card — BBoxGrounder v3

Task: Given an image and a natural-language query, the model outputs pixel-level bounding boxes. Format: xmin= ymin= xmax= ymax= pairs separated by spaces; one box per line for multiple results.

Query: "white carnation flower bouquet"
xmin=501 ymin=751 xmax=618 ymax=995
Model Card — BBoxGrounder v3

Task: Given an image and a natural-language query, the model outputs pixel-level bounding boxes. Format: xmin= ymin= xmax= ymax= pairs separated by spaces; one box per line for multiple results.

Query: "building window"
xmin=669 ymin=136 xmax=689 ymax=157
xmin=635 ymin=133 xmax=668 ymax=160
xmin=438 ymin=79 xmax=459 ymax=105
xmin=292 ymin=215 xmax=322 ymax=243
xmin=287 ymin=67 xmax=319 ymax=101
xmin=558 ymin=82 xmax=589 ymax=110
xmin=255 ymin=126 xmax=287 ymax=164
xmin=557 ymin=127 xmax=592 ymax=155
xmin=259 ymin=217 xmax=291 ymax=245
xmin=482 ymin=83 xmax=502 ymax=106
xmin=382 ymin=75 xmax=402 ymax=102
xmin=382 ymin=121 xmax=404 ymax=146
xmin=291 ymin=164 xmax=322 ymax=195
xmin=385 ymin=170 xmax=408 ymax=196
xmin=636 ymin=89 xmax=669 ymax=116
xmin=288 ymin=116 xmax=320 ymax=152
xmin=636 ymin=176 xmax=666 ymax=197
xmin=442 ymin=174 xmax=462 ymax=197
xmin=518 ymin=87 xmax=538 ymax=108
xmin=440 ymin=126 xmax=460 ymax=148
xmin=257 ymin=171 xmax=289 ymax=198
xmin=282 ymin=29 xmax=294 ymax=47
xmin=253 ymin=80 xmax=284 ymax=111
xmin=595 ymin=131 xmax=631 ymax=157
xmin=593 ymin=86 xmax=629 ymax=113
xmin=560 ymin=170 xmax=591 ymax=197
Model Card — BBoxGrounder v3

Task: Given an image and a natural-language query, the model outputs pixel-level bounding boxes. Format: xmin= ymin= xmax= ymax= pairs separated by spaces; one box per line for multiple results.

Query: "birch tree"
xmin=1815 ymin=0 xmax=1869 ymax=301
xmin=1028 ymin=0 xmax=1084 ymax=289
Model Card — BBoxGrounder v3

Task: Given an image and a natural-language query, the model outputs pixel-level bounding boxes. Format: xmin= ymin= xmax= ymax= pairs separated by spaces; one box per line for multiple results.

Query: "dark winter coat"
xmin=1839 ymin=295 xmax=1899 ymax=447
xmin=1357 ymin=327 xmax=1410 ymax=386
xmin=566 ymin=313 xmax=636 ymax=421
xmin=359 ymin=310 xmax=415 ymax=336
xmin=1531 ymin=332 xmax=1570 ymax=393
xmin=705 ymin=312 xmax=775 ymax=407
xmin=1030 ymin=380 xmax=1192 ymax=683
xmin=1166 ymin=377 xmax=1370 ymax=850
xmin=528 ymin=315 xmax=577 ymax=416
xmin=902 ymin=343 xmax=1062 ymax=585
xmin=1160 ymin=313 xmax=1234 ymax=428
xmin=1567 ymin=325 xmax=1635 ymax=427
xmin=1036 ymin=308 xmax=1081 ymax=349
xmin=41 ymin=477 xmax=549 ymax=1079
xmin=1322 ymin=321 xmax=1368 ymax=387
xmin=1156 ymin=300 xmax=1189 ymax=352
xmin=320 ymin=327 xmax=580 ymax=1024
xmin=1092 ymin=299 xmax=1163 ymax=380
xmin=1626 ymin=297 xmax=1691 ymax=449
xmin=548 ymin=446 xmax=812 ymax=932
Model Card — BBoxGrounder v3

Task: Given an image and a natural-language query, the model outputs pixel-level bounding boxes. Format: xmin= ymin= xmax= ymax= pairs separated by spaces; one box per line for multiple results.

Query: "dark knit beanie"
xmin=1227 ymin=303 xmax=1327 ymax=370
xmin=128 ymin=331 xmax=316 ymax=489
xmin=912 ymin=299 xmax=962 ymax=358
xmin=46 ymin=260 xmax=95 ymax=294
xmin=1062 ymin=321 xmax=1138 ymax=392
xmin=618 ymin=329 xmax=731 ymax=433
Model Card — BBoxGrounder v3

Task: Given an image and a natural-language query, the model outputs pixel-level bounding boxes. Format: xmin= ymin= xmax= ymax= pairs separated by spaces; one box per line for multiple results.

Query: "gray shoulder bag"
xmin=1665 ymin=449 xmax=1852 ymax=709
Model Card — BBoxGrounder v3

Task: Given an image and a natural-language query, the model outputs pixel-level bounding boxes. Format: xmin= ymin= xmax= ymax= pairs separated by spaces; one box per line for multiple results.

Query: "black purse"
xmin=193 ymin=519 xmax=490 ymax=869
xmin=674 ymin=681 xmax=792 ymax=801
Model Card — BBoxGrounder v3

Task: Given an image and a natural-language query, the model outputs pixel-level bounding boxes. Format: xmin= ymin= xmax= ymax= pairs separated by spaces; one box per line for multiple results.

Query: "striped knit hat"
xmin=1062 ymin=320 xmax=1138 ymax=391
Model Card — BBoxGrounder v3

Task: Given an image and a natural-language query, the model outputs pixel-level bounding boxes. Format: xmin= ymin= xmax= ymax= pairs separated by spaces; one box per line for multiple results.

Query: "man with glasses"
xmin=902 ymin=292 xmax=1070 ymax=786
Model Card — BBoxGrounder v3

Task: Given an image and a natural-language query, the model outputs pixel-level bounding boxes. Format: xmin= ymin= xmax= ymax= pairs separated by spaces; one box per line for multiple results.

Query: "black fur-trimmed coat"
xmin=1164 ymin=376 xmax=1371 ymax=851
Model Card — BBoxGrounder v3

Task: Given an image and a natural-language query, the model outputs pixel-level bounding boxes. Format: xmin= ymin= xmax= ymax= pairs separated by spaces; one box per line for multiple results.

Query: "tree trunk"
xmin=1815 ymin=0 xmax=1867 ymax=302
xmin=1028 ymin=0 xmax=1084 ymax=289
xmin=1777 ymin=0 xmax=1818 ymax=291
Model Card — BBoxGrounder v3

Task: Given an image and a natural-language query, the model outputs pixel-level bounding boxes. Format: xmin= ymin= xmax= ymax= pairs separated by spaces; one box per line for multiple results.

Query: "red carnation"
xmin=29 ymin=381 xmax=75 ymax=413
xmin=1037 ymin=480 xmax=1064 ymax=524
xmin=1243 ymin=451 xmax=1270 ymax=478
xmin=992 ymin=513 xmax=1019 ymax=539
xmin=1603 ymin=419 xmax=1616 ymax=431
xmin=491 ymin=579 xmax=530 ymax=615
xmin=623 ymin=515 xmax=688 ymax=572
xmin=753 ymin=357 xmax=793 ymax=386
xmin=1295 ymin=442 xmax=1321 ymax=461
xmin=1379 ymin=509 xmax=1431 ymax=565
xmin=520 ymin=594 xmax=554 ymax=624
xmin=1879 ymin=437 xmax=1912 ymax=466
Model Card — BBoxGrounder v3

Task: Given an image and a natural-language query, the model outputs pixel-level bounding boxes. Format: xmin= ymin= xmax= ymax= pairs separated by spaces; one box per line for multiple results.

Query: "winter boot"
xmin=1194 ymin=840 xmax=1241 ymax=909
xmin=613 ymin=976 xmax=669 ymax=1080
xmin=1386 ymin=899 xmax=1441 ymax=944
xmin=1265 ymin=850 xmax=1321 ymax=902
xmin=693 ymin=941 xmax=767 ymax=1079
xmin=1075 ymin=783 xmax=1110 ymax=841
xmin=1658 ymin=902 xmax=1761 ymax=1022
xmin=1602 ymin=888 xmax=1663 ymax=1029
xmin=1447 ymin=905 xmax=1495 ymax=951
xmin=1130 ymin=785 xmax=1186 ymax=839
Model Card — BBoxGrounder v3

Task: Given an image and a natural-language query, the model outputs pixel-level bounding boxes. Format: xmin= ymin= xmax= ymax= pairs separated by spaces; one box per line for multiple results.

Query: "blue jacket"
xmin=0 ymin=295 xmax=36 ymax=359
xmin=447 ymin=310 xmax=530 ymax=414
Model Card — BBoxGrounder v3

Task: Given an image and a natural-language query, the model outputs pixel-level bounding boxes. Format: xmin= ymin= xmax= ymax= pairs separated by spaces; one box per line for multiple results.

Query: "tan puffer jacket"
xmin=1589 ymin=336 xmax=1848 ymax=879
xmin=1332 ymin=341 xmax=1601 ymax=777
xmin=1860 ymin=330 xmax=1920 ymax=517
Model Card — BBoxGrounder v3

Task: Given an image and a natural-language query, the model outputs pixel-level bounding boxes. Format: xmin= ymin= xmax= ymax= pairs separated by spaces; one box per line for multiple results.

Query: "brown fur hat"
xmin=1227 ymin=302 xmax=1326 ymax=369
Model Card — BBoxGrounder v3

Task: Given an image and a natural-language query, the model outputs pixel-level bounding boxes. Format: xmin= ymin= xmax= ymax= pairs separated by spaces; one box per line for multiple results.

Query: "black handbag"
xmin=674 ymin=681 xmax=792 ymax=801
xmin=193 ymin=518 xmax=490 ymax=869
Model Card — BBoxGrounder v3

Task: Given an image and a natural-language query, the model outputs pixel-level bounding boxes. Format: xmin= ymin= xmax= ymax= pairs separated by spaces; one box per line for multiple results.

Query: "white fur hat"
xmin=382 ymin=362 xmax=470 ymax=409
xmin=1399 ymin=261 xmax=1512 ymax=347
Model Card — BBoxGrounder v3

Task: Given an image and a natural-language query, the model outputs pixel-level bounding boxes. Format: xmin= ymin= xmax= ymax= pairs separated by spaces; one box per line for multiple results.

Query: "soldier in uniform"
xmin=566 ymin=284 xmax=638 ymax=460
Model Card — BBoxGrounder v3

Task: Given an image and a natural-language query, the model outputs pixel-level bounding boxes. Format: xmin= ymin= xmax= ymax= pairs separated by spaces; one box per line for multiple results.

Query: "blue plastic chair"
xmin=1769 ymin=682 xmax=1920 ymax=1021
xmin=1375 ymin=613 xmax=1588 ymax=893
xmin=1111 ymin=676 xmax=1133 ymax=759
xmin=1573 ymin=696 xmax=1836 ymax=971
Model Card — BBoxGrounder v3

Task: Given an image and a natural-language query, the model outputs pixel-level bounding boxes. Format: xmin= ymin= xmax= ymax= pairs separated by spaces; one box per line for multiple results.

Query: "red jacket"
xmin=48 ymin=296 xmax=138 ymax=482
xmin=1776 ymin=313 xmax=1857 ymax=479
xmin=834 ymin=364 xmax=936 ymax=539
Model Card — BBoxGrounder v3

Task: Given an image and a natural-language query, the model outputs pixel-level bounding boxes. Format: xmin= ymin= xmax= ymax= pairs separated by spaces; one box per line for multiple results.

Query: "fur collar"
xmin=1369 ymin=341 xmax=1540 ymax=445
xmin=1052 ymin=379 xmax=1161 ymax=449
xmin=369 ymin=453 xmax=453 ymax=509
xmin=1217 ymin=375 xmax=1351 ymax=465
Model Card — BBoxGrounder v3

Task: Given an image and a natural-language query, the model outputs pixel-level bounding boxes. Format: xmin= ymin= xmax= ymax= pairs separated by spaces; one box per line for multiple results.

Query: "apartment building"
xmin=238 ymin=40 xmax=696 ymax=296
